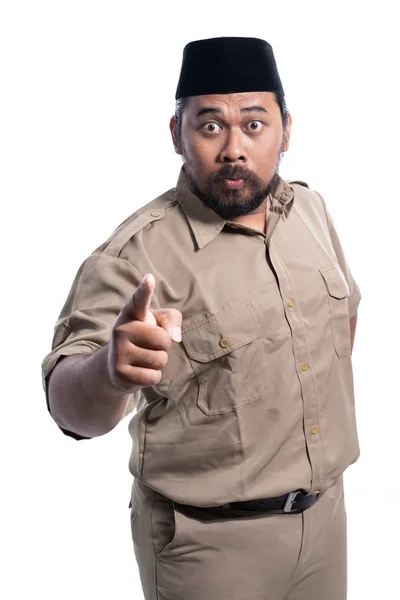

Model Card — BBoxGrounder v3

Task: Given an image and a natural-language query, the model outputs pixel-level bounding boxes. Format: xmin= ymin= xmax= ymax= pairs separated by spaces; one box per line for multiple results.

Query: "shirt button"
xmin=219 ymin=337 xmax=230 ymax=349
xmin=287 ymin=297 xmax=294 ymax=308
xmin=151 ymin=211 xmax=161 ymax=217
xmin=300 ymin=361 xmax=309 ymax=371
xmin=310 ymin=424 xmax=319 ymax=435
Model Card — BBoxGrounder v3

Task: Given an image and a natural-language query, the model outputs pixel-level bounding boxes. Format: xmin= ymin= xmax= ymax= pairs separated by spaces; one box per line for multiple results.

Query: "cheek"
xmin=185 ymin=139 xmax=215 ymax=170
xmin=256 ymin=133 xmax=283 ymax=162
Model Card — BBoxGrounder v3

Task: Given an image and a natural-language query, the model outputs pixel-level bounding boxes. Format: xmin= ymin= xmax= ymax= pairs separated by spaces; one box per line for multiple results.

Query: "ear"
xmin=281 ymin=113 xmax=293 ymax=153
xmin=170 ymin=116 xmax=182 ymax=155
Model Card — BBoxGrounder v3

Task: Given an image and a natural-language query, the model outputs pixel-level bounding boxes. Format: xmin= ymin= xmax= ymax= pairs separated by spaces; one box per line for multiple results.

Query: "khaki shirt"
xmin=42 ymin=167 xmax=362 ymax=507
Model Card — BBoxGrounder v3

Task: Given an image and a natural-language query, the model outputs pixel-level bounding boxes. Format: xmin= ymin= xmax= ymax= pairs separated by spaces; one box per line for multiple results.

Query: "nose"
xmin=219 ymin=129 xmax=247 ymax=163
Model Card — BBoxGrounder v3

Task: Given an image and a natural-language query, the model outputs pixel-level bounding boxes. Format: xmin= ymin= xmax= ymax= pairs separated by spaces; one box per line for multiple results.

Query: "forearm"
xmin=47 ymin=344 xmax=137 ymax=438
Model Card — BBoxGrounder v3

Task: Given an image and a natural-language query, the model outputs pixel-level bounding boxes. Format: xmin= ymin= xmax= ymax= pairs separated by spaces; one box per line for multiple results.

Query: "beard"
xmin=184 ymin=160 xmax=282 ymax=220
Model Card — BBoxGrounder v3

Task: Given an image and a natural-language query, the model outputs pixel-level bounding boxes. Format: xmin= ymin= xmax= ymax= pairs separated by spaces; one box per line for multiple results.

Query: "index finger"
xmin=129 ymin=273 xmax=156 ymax=322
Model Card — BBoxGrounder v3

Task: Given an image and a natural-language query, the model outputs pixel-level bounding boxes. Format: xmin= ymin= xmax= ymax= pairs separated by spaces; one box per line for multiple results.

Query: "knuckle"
xmin=134 ymin=367 xmax=162 ymax=388
xmin=116 ymin=364 xmax=134 ymax=382
xmin=113 ymin=363 xmax=162 ymax=390
xmin=160 ymin=351 xmax=169 ymax=368
xmin=159 ymin=330 xmax=172 ymax=350
xmin=145 ymin=351 xmax=159 ymax=369
xmin=148 ymin=350 xmax=168 ymax=370
xmin=149 ymin=327 xmax=170 ymax=350
xmin=148 ymin=370 xmax=163 ymax=386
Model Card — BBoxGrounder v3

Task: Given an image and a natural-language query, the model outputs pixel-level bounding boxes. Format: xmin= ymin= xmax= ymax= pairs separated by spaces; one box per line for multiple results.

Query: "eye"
xmin=202 ymin=122 xmax=223 ymax=134
xmin=247 ymin=120 xmax=263 ymax=132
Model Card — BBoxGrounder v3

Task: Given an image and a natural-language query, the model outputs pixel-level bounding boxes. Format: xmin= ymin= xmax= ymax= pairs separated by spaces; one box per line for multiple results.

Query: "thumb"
xmin=152 ymin=308 xmax=183 ymax=342
xmin=129 ymin=273 xmax=157 ymax=325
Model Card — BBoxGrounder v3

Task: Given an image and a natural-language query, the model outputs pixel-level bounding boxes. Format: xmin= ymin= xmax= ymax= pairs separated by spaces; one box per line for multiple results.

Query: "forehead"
xmin=186 ymin=91 xmax=277 ymax=113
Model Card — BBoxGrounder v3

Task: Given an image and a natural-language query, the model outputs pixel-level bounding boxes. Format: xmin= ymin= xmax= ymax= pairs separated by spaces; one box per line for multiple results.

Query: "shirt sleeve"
xmin=41 ymin=252 xmax=144 ymax=439
xmin=316 ymin=192 xmax=362 ymax=320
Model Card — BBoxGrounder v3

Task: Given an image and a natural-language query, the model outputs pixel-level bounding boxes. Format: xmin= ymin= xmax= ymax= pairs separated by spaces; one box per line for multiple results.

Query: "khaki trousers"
xmin=130 ymin=475 xmax=347 ymax=600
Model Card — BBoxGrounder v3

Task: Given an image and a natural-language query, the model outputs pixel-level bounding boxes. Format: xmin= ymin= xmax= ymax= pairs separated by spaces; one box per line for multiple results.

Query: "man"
xmin=42 ymin=37 xmax=362 ymax=600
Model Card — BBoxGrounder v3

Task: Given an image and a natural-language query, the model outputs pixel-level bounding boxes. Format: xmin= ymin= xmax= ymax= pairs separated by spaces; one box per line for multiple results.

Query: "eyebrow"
xmin=242 ymin=105 xmax=269 ymax=114
xmin=196 ymin=105 xmax=268 ymax=117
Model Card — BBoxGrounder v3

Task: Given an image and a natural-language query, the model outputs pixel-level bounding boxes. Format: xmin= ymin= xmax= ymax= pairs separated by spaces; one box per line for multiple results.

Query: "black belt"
xmin=218 ymin=489 xmax=321 ymax=513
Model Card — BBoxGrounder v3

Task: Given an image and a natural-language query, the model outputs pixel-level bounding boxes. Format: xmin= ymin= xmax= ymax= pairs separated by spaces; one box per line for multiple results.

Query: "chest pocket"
xmin=181 ymin=300 xmax=262 ymax=416
xmin=319 ymin=264 xmax=351 ymax=358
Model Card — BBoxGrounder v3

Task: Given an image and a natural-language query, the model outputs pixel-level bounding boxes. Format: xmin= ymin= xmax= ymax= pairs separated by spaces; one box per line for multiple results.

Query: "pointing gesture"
xmin=107 ymin=273 xmax=182 ymax=392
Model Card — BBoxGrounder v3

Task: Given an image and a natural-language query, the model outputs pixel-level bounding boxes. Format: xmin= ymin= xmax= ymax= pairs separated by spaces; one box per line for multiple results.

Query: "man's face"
xmin=170 ymin=92 xmax=291 ymax=220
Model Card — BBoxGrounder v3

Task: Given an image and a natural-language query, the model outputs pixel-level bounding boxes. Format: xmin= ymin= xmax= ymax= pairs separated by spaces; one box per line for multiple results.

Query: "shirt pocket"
xmin=181 ymin=299 xmax=262 ymax=416
xmin=319 ymin=264 xmax=351 ymax=358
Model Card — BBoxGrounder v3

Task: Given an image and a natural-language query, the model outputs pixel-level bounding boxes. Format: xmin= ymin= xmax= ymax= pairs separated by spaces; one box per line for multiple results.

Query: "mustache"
xmin=211 ymin=165 xmax=256 ymax=182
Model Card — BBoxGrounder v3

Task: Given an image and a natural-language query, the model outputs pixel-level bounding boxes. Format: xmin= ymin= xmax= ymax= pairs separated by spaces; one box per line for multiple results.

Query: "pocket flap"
xmin=319 ymin=264 xmax=350 ymax=299
xmin=182 ymin=301 xmax=258 ymax=363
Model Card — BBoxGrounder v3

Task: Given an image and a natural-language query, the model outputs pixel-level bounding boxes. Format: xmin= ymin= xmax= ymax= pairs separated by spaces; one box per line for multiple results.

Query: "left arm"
xmin=315 ymin=191 xmax=362 ymax=355
xmin=350 ymin=313 xmax=358 ymax=354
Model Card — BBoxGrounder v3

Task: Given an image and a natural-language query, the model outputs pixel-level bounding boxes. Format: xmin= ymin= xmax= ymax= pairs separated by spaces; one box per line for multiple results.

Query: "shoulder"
xmin=284 ymin=178 xmax=330 ymax=228
xmin=286 ymin=179 xmax=310 ymax=189
xmin=285 ymin=178 xmax=325 ymax=207
xmin=95 ymin=187 xmax=179 ymax=257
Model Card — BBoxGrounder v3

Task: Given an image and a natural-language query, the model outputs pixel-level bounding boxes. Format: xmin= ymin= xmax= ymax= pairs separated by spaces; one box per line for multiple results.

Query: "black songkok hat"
xmin=175 ymin=37 xmax=284 ymax=100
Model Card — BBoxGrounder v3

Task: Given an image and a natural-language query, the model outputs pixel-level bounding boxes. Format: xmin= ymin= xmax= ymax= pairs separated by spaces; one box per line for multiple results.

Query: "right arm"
xmin=47 ymin=273 xmax=182 ymax=439
xmin=47 ymin=346 xmax=131 ymax=439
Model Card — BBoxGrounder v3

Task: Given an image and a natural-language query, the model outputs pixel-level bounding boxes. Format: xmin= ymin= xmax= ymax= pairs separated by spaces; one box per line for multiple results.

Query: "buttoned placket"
xmin=265 ymin=210 xmax=326 ymax=495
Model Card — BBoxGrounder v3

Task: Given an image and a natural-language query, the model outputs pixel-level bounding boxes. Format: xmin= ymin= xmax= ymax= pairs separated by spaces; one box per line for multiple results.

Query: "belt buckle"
xmin=283 ymin=491 xmax=302 ymax=513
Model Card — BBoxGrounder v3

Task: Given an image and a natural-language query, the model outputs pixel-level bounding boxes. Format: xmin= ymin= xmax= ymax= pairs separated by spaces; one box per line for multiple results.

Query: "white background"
xmin=1 ymin=1 xmax=398 ymax=598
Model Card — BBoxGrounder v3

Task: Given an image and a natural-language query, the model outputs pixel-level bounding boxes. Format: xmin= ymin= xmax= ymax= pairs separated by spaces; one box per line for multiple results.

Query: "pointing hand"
xmin=108 ymin=273 xmax=182 ymax=392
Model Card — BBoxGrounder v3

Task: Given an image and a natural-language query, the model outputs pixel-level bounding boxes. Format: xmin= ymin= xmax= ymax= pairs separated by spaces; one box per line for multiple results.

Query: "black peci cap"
xmin=175 ymin=36 xmax=284 ymax=100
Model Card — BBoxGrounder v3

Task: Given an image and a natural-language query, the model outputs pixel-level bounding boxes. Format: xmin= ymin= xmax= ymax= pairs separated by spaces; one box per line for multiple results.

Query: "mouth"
xmin=223 ymin=178 xmax=245 ymax=189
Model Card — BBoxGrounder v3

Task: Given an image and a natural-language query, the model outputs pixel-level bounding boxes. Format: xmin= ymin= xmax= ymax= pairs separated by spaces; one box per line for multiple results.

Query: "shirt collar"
xmin=174 ymin=167 xmax=294 ymax=250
